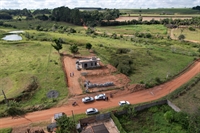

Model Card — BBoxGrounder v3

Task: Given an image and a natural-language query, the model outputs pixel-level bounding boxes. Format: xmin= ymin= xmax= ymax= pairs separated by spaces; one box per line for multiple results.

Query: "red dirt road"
xmin=0 ymin=60 xmax=200 ymax=128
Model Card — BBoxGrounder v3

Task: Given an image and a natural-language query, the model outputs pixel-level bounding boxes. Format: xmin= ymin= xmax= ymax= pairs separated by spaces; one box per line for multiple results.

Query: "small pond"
xmin=2 ymin=34 xmax=22 ymax=41
xmin=2 ymin=30 xmax=24 ymax=41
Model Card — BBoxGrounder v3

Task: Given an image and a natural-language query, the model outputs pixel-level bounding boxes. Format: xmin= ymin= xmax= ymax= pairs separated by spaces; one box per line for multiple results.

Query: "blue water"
xmin=2 ymin=34 xmax=22 ymax=41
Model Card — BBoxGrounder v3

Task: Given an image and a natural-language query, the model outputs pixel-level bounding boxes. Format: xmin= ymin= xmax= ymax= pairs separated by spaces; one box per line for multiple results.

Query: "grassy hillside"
xmin=0 ymin=41 xmax=67 ymax=105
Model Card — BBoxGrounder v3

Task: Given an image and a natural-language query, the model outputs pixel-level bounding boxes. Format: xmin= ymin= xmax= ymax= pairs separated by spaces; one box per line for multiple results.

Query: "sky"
xmin=0 ymin=0 xmax=199 ymax=9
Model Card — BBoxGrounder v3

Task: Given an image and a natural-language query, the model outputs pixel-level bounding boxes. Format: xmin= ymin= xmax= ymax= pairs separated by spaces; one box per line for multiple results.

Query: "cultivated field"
xmin=115 ymin=16 xmax=192 ymax=22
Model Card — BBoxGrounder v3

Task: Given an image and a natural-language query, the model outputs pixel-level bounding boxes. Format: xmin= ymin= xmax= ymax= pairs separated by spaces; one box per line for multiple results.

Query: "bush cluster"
xmin=110 ymin=51 xmax=133 ymax=76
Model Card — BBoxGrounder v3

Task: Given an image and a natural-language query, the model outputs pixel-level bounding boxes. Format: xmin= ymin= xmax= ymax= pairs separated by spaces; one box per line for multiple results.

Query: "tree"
xmin=69 ymin=44 xmax=79 ymax=57
xmin=56 ymin=115 xmax=76 ymax=133
xmin=178 ymin=34 xmax=185 ymax=41
xmin=86 ymin=43 xmax=92 ymax=50
xmin=51 ymin=38 xmax=63 ymax=54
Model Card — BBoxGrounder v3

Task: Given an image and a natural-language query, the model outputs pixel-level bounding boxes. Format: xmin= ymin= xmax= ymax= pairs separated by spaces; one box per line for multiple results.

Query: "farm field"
xmin=119 ymin=8 xmax=200 ymax=14
xmin=115 ymin=16 xmax=192 ymax=22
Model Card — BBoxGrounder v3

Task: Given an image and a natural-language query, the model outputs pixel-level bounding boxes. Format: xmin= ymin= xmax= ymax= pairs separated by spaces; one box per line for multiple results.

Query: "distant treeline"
xmin=0 ymin=6 xmax=200 ymax=27
xmin=0 ymin=6 xmax=120 ymax=26
xmin=192 ymin=5 xmax=200 ymax=10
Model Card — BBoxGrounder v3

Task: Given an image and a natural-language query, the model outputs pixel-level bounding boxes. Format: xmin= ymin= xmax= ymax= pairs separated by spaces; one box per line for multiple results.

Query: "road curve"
xmin=0 ymin=61 xmax=200 ymax=129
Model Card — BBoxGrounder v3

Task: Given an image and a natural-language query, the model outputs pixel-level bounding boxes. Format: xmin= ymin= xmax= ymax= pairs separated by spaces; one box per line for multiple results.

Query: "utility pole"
xmin=71 ymin=110 xmax=75 ymax=126
xmin=2 ymin=90 xmax=9 ymax=107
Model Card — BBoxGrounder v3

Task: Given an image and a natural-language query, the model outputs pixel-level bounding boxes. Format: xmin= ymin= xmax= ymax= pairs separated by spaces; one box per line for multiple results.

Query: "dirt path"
xmin=0 ymin=59 xmax=200 ymax=128
xmin=63 ymin=56 xmax=82 ymax=95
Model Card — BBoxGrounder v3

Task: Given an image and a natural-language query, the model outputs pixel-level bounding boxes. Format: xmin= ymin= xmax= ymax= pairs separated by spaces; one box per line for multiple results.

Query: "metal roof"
xmin=92 ymin=124 xmax=109 ymax=133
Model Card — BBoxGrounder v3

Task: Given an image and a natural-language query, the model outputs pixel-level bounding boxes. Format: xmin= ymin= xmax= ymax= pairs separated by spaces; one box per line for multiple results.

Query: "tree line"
xmin=0 ymin=6 xmax=120 ymax=26
xmin=0 ymin=6 xmax=200 ymax=27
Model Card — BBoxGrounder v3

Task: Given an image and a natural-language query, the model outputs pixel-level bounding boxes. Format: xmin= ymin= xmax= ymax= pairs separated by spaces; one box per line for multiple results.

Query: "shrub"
xmin=116 ymin=48 xmax=130 ymax=54
xmin=0 ymin=128 xmax=12 ymax=133
xmin=110 ymin=54 xmax=133 ymax=76
xmin=178 ymin=34 xmax=185 ymax=40
xmin=155 ymin=77 xmax=162 ymax=84
xmin=189 ymin=27 xmax=195 ymax=31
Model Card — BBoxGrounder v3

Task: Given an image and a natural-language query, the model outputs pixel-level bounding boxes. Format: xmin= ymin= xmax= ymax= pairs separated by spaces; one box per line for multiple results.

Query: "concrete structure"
xmin=76 ymin=57 xmax=101 ymax=70
xmin=78 ymin=112 xmax=119 ymax=133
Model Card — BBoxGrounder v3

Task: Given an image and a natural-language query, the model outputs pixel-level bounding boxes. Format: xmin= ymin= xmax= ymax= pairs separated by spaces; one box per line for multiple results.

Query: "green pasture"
xmin=95 ymin=24 xmax=168 ymax=36
xmin=4 ymin=20 xmax=84 ymax=32
xmin=172 ymin=81 xmax=200 ymax=114
xmin=0 ymin=40 xmax=67 ymax=104
xmin=172 ymin=28 xmax=200 ymax=42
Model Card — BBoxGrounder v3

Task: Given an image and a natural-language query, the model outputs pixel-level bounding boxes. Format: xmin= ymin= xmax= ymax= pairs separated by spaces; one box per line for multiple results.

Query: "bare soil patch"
xmin=62 ymin=53 xmax=133 ymax=96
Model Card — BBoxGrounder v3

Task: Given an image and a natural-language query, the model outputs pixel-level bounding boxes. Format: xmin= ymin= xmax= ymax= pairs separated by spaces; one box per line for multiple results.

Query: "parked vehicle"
xmin=82 ymin=96 xmax=94 ymax=103
xmin=85 ymin=108 xmax=99 ymax=115
xmin=54 ymin=112 xmax=65 ymax=120
xmin=118 ymin=101 xmax=130 ymax=106
xmin=94 ymin=93 xmax=106 ymax=100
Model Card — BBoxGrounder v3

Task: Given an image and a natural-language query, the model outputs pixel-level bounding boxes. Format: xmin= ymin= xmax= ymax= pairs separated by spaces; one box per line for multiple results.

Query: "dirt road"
xmin=0 ymin=60 xmax=200 ymax=128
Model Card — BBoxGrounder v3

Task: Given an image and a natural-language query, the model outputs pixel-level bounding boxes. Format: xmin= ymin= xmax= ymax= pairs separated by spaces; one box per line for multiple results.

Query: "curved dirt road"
xmin=0 ymin=61 xmax=200 ymax=128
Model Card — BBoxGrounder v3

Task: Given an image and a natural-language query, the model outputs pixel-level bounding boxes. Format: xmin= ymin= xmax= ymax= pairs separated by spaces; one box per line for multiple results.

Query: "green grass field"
xmin=96 ymin=24 xmax=168 ymax=36
xmin=0 ymin=40 xmax=67 ymax=105
xmin=172 ymin=28 xmax=200 ymax=42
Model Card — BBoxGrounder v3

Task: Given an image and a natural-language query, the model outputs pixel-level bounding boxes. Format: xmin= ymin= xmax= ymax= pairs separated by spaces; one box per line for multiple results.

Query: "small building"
xmin=76 ymin=57 xmax=101 ymax=70
xmin=77 ymin=112 xmax=119 ymax=133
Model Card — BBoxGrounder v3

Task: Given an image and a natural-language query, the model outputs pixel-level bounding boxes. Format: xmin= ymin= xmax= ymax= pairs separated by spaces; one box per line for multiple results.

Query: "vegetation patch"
xmin=117 ymin=105 xmax=189 ymax=133
xmin=0 ymin=128 xmax=12 ymax=133
xmin=0 ymin=40 xmax=67 ymax=116
xmin=171 ymin=74 xmax=200 ymax=114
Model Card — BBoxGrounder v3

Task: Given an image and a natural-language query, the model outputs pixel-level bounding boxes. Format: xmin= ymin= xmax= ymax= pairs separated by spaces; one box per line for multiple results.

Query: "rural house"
xmin=76 ymin=57 xmax=101 ymax=70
